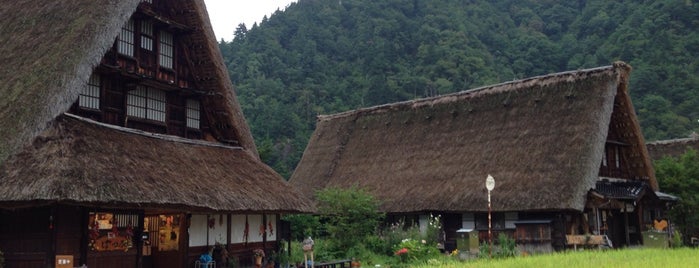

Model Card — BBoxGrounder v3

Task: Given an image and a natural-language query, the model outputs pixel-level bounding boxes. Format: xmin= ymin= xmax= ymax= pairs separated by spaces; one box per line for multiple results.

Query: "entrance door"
xmin=145 ymin=214 xmax=187 ymax=268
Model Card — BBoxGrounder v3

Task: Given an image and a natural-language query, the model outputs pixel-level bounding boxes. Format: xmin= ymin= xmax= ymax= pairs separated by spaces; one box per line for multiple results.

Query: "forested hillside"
xmin=219 ymin=0 xmax=699 ymax=178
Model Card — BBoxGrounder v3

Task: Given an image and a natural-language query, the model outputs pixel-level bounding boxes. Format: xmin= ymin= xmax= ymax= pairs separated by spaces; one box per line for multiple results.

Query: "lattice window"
xmin=159 ymin=30 xmax=174 ymax=68
xmin=127 ymin=86 xmax=166 ymax=122
xmin=186 ymin=99 xmax=200 ymax=129
xmin=79 ymin=73 xmax=101 ymax=109
xmin=118 ymin=18 xmax=135 ymax=56
xmin=141 ymin=20 xmax=154 ymax=51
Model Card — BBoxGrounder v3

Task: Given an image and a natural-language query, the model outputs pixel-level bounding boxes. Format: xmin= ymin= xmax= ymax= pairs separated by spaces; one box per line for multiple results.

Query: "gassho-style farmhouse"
xmin=290 ymin=62 xmax=678 ymax=254
xmin=0 ymin=0 xmax=681 ymax=267
xmin=0 ymin=0 xmax=313 ymax=267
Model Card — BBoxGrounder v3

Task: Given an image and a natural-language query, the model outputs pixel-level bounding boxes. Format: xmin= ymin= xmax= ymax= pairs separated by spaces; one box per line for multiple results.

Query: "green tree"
xmin=654 ymin=149 xmax=699 ymax=244
xmin=316 ymin=186 xmax=385 ymax=257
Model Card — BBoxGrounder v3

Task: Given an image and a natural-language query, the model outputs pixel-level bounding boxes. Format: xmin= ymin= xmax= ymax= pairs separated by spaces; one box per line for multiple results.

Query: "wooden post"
xmin=488 ymin=191 xmax=492 ymax=258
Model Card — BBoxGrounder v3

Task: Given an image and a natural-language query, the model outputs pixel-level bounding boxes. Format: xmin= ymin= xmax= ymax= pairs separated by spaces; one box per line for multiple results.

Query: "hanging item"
xmin=111 ymin=217 xmax=119 ymax=234
xmin=208 ymin=217 xmax=216 ymax=229
xmin=125 ymin=223 xmax=134 ymax=238
xmin=268 ymin=220 xmax=274 ymax=236
xmin=259 ymin=222 xmax=265 ymax=237
xmin=89 ymin=221 xmax=100 ymax=240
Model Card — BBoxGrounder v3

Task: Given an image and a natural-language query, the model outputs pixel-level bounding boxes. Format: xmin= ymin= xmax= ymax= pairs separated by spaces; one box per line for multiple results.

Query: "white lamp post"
xmin=485 ymin=174 xmax=495 ymax=258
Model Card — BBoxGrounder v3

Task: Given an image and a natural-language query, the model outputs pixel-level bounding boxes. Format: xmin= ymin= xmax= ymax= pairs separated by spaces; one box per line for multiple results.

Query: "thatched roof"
xmin=0 ymin=0 xmax=312 ymax=212
xmin=290 ymin=62 xmax=656 ymax=213
xmin=0 ymin=114 xmax=313 ymax=213
xmin=647 ymin=136 xmax=699 ymax=161
xmin=0 ymin=0 xmax=256 ymax=164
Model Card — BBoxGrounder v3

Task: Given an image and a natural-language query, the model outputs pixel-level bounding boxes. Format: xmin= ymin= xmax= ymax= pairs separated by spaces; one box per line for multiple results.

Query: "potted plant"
xmin=253 ymin=248 xmax=265 ymax=268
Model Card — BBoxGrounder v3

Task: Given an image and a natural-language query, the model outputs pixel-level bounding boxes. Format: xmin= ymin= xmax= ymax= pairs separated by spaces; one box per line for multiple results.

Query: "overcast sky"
xmin=204 ymin=0 xmax=297 ymax=41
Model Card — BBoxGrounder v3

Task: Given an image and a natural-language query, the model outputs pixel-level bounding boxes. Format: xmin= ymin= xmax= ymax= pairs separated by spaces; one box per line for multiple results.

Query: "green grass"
xmin=407 ymin=248 xmax=699 ymax=268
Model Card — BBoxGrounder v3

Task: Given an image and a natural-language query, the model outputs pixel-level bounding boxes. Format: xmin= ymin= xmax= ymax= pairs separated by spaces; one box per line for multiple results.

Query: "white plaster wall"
xmin=230 ymin=214 xmax=276 ymax=243
xmin=266 ymin=214 xmax=277 ymax=241
xmin=190 ymin=214 xmax=208 ymax=247
xmin=231 ymin=214 xmax=246 ymax=243
xmin=189 ymin=214 xmax=229 ymax=247
xmin=208 ymin=214 xmax=228 ymax=245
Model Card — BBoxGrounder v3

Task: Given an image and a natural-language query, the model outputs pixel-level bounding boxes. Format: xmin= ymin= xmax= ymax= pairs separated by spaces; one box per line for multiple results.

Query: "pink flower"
xmin=395 ymin=248 xmax=408 ymax=256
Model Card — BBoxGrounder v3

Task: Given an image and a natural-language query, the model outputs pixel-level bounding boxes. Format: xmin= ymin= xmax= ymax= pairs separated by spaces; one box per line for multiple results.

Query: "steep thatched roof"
xmin=647 ymin=136 xmax=699 ymax=161
xmin=290 ymin=62 xmax=655 ymax=213
xmin=0 ymin=0 xmax=256 ymax=164
xmin=0 ymin=114 xmax=313 ymax=213
xmin=0 ymin=0 xmax=311 ymax=212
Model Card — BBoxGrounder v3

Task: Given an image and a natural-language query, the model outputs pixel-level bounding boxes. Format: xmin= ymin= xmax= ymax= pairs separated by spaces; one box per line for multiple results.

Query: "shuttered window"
xmin=159 ymin=31 xmax=174 ymax=68
xmin=127 ymin=86 xmax=166 ymax=122
xmin=117 ymin=19 xmax=135 ymax=56
xmin=79 ymin=73 xmax=101 ymax=109
xmin=186 ymin=99 xmax=200 ymax=129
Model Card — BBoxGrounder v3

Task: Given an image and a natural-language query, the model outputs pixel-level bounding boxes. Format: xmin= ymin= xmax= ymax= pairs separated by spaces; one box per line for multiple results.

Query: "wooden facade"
xmin=0 ymin=207 xmax=285 ymax=268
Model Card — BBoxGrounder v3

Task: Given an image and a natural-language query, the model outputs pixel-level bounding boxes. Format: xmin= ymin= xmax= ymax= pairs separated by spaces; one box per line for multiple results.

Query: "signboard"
xmin=486 ymin=174 xmax=495 ymax=191
xmin=56 ymin=255 xmax=73 ymax=268
xmin=91 ymin=235 xmax=133 ymax=252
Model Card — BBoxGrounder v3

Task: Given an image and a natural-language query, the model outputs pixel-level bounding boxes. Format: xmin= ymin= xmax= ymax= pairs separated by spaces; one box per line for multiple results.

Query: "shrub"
xmin=316 ymin=186 xmax=385 ymax=256
xmin=479 ymin=233 xmax=517 ymax=259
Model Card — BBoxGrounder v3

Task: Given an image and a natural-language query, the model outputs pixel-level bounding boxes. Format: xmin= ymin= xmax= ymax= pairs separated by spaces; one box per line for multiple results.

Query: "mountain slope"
xmin=219 ymin=0 xmax=699 ymax=178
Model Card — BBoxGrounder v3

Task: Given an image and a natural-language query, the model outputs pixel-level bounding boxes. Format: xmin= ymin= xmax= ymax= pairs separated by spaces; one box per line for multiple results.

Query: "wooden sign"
xmin=92 ymin=234 xmax=133 ymax=251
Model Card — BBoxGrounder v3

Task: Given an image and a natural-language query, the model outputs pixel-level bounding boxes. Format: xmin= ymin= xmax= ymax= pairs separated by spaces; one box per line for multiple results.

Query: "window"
xmin=159 ymin=31 xmax=174 ymax=68
xmin=140 ymin=20 xmax=154 ymax=51
xmin=117 ymin=19 xmax=135 ymax=56
xmin=186 ymin=99 xmax=200 ymax=129
xmin=127 ymin=86 xmax=166 ymax=122
xmin=614 ymin=146 xmax=621 ymax=168
xmin=79 ymin=73 xmax=101 ymax=109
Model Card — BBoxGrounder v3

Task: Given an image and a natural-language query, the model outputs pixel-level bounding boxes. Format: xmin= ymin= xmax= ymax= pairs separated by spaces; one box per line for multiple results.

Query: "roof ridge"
xmin=318 ymin=63 xmax=622 ymax=121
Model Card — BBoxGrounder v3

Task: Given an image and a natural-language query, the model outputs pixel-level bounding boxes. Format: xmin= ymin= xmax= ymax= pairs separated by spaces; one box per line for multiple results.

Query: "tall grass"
xmin=410 ymin=248 xmax=699 ymax=268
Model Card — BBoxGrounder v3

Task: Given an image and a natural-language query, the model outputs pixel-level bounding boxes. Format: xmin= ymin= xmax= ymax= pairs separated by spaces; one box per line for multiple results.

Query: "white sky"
xmin=204 ymin=0 xmax=297 ymax=41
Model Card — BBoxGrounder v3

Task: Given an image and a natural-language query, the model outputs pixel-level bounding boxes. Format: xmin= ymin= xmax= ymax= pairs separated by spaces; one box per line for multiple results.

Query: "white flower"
xmin=421 ymin=240 xmax=426 ymax=244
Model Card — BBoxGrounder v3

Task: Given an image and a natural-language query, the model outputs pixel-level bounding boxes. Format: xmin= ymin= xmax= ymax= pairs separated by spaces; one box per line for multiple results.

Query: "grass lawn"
xmin=410 ymin=248 xmax=699 ymax=268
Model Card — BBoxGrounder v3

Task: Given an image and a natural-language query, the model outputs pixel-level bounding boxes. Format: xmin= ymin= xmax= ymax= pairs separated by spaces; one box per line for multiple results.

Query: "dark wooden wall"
xmin=0 ymin=207 xmax=51 ymax=267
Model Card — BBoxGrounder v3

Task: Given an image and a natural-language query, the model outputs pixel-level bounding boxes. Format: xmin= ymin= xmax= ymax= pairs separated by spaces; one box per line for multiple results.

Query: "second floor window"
xmin=186 ymin=99 xmax=200 ymax=129
xmin=127 ymin=86 xmax=166 ymax=122
xmin=118 ymin=19 xmax=135 ymax=56
xmin=159 ymin=31 xmax=174 ymax=68
xmin=141 ymin=20 xmax=154 ymax=51
xmin=79 ymin=73 xmax=101 ymax=109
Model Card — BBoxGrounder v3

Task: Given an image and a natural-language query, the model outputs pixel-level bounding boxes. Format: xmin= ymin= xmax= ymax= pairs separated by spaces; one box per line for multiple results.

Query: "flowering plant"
xmin=253 ymin=248 xmax=265 ymax=258
xmin=394 ymin=247 xmax=408 ymax=256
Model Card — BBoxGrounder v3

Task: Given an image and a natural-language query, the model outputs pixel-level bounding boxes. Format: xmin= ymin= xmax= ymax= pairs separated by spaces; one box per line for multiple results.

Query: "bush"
xmin=394 ymin=238 xmax=441 ymax=263
xmin=479 ymin=233 xmax=517 ymax=259
xmin=316 ymin=186 xmax=385 ymax=256
xmin=0 ymin=249 xmax=4 ymax=268
xmin=282 ymin=214 xmax=323 ymax=241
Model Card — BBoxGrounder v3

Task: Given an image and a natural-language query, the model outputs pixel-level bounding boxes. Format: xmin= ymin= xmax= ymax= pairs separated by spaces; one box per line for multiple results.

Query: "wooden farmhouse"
xmin=290 ymin=62 xmax=677 ymax=253
xmin=0 ymin=0 xmax=313 ymax=267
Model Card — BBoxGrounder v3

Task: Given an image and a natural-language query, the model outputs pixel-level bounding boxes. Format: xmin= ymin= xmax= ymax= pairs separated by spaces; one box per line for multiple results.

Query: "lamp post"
xmin=485 ymin=174 xmax=495 ymax=259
